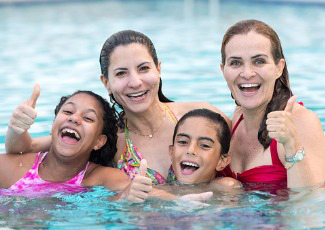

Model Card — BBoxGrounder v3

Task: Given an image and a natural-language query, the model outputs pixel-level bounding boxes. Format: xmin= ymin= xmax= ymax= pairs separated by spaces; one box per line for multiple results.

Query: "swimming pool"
xmin=0 ymin=0 xmax=325 ymax=228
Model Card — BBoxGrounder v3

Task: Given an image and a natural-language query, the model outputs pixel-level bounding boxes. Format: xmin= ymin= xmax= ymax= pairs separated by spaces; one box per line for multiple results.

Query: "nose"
xmin=186 ymin=142 xmax=197 ymax=156
xmin=128 ymin=71 xmax=142 ymax=88
xmin=240 ymin=63 xmax=256 ymax=79
xmin=68 ymin=114 xmax=81 ymax=125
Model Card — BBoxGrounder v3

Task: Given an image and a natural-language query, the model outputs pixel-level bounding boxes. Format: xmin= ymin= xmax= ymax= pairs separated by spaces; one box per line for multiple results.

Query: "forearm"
xmin=286 ymin=148 xmax=325 ymax=188
xmin=5 ymin=128 xmax=33 ymax=153
xmin=149 ymin=188 xmax=178 ymax=200
xmin=5 ymin=129 xmax=51 ymax=154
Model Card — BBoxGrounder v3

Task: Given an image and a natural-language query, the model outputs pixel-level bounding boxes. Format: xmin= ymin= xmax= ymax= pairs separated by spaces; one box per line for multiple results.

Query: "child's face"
xmin=51 ymin=93 xmax=107 ymax=158
xmin=170 ymin=117 xmax=227 ymax=184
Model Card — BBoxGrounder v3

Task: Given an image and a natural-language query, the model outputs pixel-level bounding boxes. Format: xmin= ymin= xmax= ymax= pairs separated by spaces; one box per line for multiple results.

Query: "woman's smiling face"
xmin=221 ymin=31 xmax=285 ymax=111
xmin=104 ymin=43 xmax=161 ymax=114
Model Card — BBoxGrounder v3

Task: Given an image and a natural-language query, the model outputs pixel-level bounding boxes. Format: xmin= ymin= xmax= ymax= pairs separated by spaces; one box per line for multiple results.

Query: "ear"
xmin=276 ymin=58 xmax=285 ymax=79
xmin=100 ymin=74 xmax=112 ymax=94
xmin=216 ymin=154 xmax=231 ymax=171
xmin=93 ymin=134 xmax=107 ymax=151
xmin=157 ymin=61 xmax=162 ymax=75
xmin=168 ymin=145 xmax=174 ymax=160
xmin=220 ymin=63 xmax=224 ymax=74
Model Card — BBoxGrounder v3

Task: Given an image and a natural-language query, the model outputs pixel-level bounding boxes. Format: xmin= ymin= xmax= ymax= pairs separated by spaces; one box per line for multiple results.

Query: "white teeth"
xmin=181 ymin=162 xmax=199 ymax=168
xmin=240 ymin=83 xmax=260 ymax=88
xmin=128 ymin=91 xmax=146 ymax=97
xmin=62 ymin=128 xmax=80 ymax=140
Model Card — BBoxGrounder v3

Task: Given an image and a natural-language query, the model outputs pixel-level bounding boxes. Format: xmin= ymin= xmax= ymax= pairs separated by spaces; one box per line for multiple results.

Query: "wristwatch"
xmin=285 ymin=148 xmax=305 ymax=169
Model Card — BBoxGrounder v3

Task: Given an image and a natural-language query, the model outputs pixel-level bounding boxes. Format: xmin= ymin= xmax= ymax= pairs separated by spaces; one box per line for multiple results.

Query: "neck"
xmin=240 ymin=104 xmax=268 ymax=131
xmin=125 ymin=100 xmax=166 ymax=136
xmin=38 ymin=149 xmax=88 ymax=182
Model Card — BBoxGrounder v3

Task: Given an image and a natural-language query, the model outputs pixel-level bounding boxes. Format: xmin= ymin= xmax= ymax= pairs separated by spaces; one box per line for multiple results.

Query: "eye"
xmin=62 ymin=110 xmax=73 ymax=115
xmin=255 ymin=58 xmax=266 ymax=65
xmin=115 ymin=71 xmax=126 ymax=77
xmin=84 ymin=117 xmax=94 ymax=122
xmin=200 ymin=144 xmax=211 ymax=149
xmin=177 ymin=140 xmax=188 ymax=145
xmin=229 ymin=60 xmax=241 ymax=66
xmin=139 ymin=65 xmax=150 ymax=72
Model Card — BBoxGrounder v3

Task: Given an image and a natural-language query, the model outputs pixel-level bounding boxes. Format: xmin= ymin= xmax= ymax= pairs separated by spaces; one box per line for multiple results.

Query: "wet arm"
xmin=285 ymin=110 xmax=325 ymax=187
xmin=5 ymin=130 xmax=51 ymax=154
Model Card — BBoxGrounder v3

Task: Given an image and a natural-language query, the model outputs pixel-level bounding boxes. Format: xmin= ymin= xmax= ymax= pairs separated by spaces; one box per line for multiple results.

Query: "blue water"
xmin=0 ymin=0 xmax=325 ymax=228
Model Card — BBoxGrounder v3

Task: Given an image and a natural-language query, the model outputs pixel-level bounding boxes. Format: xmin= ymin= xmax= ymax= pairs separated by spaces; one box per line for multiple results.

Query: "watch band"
xmin=285 ymin=148 xmax=305 ymax=170
xmin=285 ymin=148 xmax=305 ymax=163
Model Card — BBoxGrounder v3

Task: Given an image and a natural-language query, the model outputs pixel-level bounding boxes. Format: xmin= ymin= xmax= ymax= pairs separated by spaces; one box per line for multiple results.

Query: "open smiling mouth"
xmin=60 ymin=128 xmax=81 ymax=144
xmin=180 ymin=161 xmax=200 ymax=175
xmin=127 ymin=90 xmax=148 ymax=98
xmin=239 ymin=83 xmax=261 ymax=93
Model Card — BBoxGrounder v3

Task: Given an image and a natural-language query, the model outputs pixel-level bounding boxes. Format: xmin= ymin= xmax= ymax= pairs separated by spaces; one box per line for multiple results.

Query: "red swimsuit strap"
xmin=231 ymin=114 xmax=244 ymax=136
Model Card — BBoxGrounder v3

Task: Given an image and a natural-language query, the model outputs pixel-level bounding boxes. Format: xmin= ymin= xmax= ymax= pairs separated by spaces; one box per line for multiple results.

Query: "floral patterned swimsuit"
xmin=117 ymin=104 xmax=177 ymax=185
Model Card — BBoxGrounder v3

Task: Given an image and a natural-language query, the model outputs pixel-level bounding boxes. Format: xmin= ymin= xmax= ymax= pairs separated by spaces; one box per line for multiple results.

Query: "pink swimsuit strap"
xmin=9 ymin=152 xmax=90 ymax=191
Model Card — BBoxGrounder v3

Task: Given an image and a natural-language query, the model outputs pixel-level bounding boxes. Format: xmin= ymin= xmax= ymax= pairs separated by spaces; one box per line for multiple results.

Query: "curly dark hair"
xmin=172 ymin=109 xmax=231 ymax=158
xmin=54 ymin=91 xmax=118 ymax=167
xmin=221 ymin=19 xmax=292 ymax=149
xmin=99 ymin=30 xmax=172 ymax=128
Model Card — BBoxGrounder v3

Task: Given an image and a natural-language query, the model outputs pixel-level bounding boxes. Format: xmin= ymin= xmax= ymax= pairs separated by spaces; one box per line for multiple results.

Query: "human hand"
xmin=125 ymin=159 xmax=152 ymax=202
xmin=8 ymin=84 xmax=40 ymax=135
xmin=266 ymin=95 xmax=299 ymax=150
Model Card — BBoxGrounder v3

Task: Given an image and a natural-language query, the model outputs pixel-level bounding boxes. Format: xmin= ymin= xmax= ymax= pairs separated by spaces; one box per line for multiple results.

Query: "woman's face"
xmin=102 ymin=43 xmax=161 ymax=114
xmin=51 ymin=93 xmax=107 ymax=158
xmin=221 ymin=31 xmax=285 ymax=111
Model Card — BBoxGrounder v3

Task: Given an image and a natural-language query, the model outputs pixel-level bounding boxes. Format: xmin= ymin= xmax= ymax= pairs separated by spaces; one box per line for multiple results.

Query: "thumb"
xmin=284 ymin=95 xmax=297 ymax=113
xmin=138 ymin=159 xmax=147 ymax=177
xmin=27 ymin=83 xmax=40 ymax=109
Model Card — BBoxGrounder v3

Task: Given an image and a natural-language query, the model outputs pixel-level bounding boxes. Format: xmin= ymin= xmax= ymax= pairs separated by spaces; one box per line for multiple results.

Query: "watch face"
xmin=297 ymin=151 xmax=304 ymax=161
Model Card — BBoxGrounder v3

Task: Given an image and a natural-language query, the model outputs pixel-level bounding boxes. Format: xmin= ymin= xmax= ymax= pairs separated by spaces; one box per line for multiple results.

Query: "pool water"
xmin=0 ymin=0 xmax=325 ymax=228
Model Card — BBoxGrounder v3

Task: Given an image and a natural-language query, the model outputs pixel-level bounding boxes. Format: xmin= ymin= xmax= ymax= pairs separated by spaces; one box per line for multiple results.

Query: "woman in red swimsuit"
xmin=219 ymin=19 xmax=325 ymax=188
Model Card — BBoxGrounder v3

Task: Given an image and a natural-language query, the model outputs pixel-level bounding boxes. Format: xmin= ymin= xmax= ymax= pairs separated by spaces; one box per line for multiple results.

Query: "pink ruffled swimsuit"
xmin=6 ymin=152 xmax=89 ymax=197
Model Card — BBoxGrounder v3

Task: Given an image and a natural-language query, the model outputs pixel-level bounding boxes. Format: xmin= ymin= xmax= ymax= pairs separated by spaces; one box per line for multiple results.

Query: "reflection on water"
xmin=0 ymin=0 xmax=325 ymax=228
xmin=1 ymin=185 xmax=325 ymax=229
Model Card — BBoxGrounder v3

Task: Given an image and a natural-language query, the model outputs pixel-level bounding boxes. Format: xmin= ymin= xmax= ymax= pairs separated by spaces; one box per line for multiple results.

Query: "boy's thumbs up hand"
xmin=8 ymin=83 xmax=40 ymax=134
xmin=125 ymin=159 xmax=153 ymax=203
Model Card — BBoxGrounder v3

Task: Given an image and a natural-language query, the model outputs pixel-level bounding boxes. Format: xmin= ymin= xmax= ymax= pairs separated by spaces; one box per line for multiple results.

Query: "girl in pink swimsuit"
xmin=0 ymin=90 xmax=130 ymax=198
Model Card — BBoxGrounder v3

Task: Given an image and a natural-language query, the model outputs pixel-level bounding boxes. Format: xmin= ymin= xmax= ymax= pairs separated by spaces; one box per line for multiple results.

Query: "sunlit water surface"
xmin=0 ymin=0 xmax=325 ymax=229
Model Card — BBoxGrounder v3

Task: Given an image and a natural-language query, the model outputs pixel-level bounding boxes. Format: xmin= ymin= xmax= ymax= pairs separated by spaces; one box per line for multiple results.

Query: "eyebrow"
xmin=227 ymin=54 xmax=268 ymax=62
xmin=113 ymin=67 xmax=127 ymax=72
xmin=137 ymin=62 xmax=150 ymax=68
xmin=64 ymin=102 xmax=99 ymax=118
xmin=176 ymin=133 xmax=215 ymax=143
xmin=198 ymin=137 xmax=214 ymax=143
xmin=113 ymin=62 xmax=150 ymax=72
xmin=252 ymin=54 xmax=268 ymax=59
xmin=177 ymin=133 xmax=190 ymax=139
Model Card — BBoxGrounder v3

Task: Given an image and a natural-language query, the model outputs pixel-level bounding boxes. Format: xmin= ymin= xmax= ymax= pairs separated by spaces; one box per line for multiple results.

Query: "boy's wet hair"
xmin=54 ymin=91 xmax=118 ymax=167
xmin=172 ymin=109 xmax=231 ymax=157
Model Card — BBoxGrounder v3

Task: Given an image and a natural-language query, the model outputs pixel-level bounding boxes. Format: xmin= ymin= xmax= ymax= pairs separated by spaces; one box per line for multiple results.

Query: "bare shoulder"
xmin=293 ymin=103 xmax=323 ymax=130
xmin=209 ymin=177 xmax=242 ymax=190
xmin=83 ymin=164 xmax=130 ymax=191
xmin=166 ymin=102 xmax=230 ymax=124
xmin=231 ymin=106 xmax=242 ymax=129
